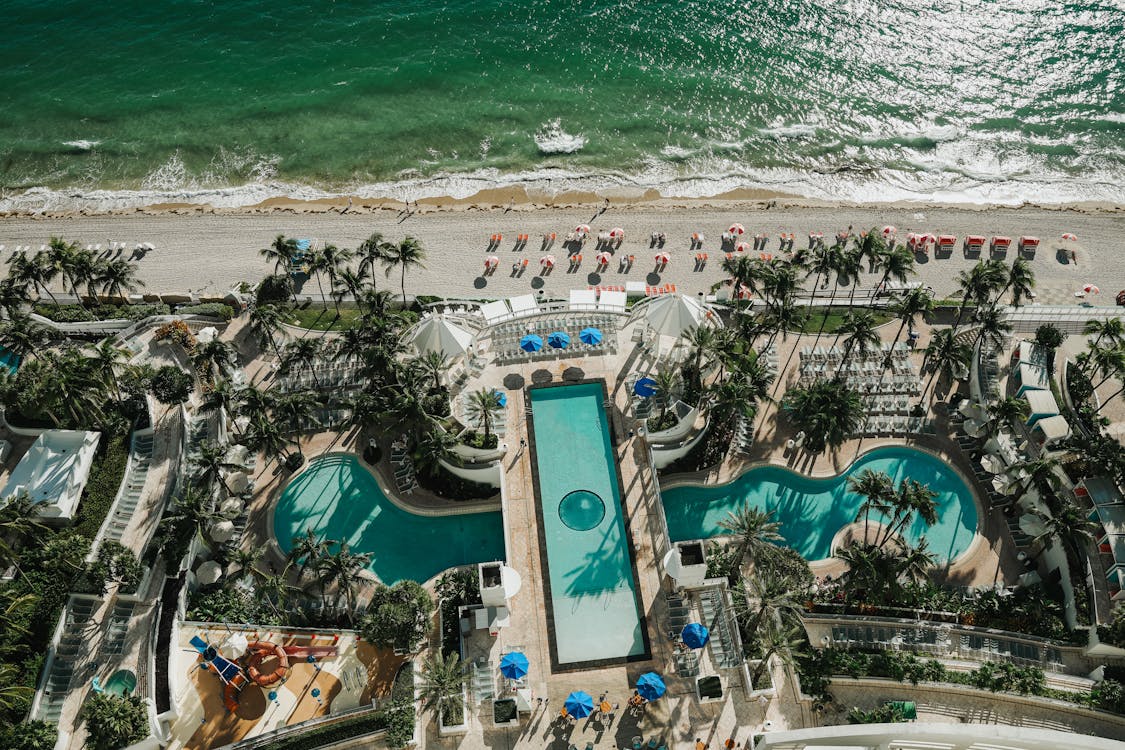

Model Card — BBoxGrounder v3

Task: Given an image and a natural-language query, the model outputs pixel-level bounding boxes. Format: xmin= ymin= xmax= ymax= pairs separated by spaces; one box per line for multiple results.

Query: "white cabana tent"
xmin=569 ymin=288 xmax=597 ymax=311
xmin=210 ymin=520 xmax=236 ymax=543
xmin=196 ymin=326 xmax=219 ymax=344
xmin=508 ymin=294 xmax=539 ymax=318
xmin=480 ymin=300 xmax=511 ymax=325
xmin=226 ymin=471 xmax=251 ymax=495
xmin=1031 ymin=414 xmax=1070 ymax=448
xmin=409 ymin=316 xmax=474 ymax=358
xmin=642 ymin=294 xmax=703 ymax=335
xmin=1024 ymin=389 xmax=1060 ymax=425
xmin=1015 ymin=341 xmax=1051 ymax=395
xmin=219 ymin=497 xmax=244 ymax=518
xmin=599 ymin=290 xmax=627 ymax=313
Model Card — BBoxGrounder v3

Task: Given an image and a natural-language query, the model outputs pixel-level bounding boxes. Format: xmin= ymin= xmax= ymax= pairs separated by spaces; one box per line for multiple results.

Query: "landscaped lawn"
xmin=285 ymin=306 xmax=363 ymax=331
xmin=792 ymin=308 xmax=892 ymax=334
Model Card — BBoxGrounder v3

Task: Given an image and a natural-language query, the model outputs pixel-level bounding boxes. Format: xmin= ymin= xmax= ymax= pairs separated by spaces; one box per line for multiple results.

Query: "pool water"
xmin=529 ymin=383 xmax=646 ymax=666
xmin=0 ymin=346 xmax=20 ymax=375
xmin=273 ymin=454 xmax=505 ymax=585
xmin=104 ymin=669 xmax=136 ymax=696
xmin=661 ymin=446 xmax=978 ymax=562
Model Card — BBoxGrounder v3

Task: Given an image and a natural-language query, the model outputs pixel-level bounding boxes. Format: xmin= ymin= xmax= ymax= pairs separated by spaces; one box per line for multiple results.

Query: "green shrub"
xmin=150 ymin=366 xmax=194 ymax=405
xmin=187 ymin=586 xmax=261 ymax=624
xmin=416 ymin=464 xmax=496 ymax=501
xmin=73 ymin=436 xmax=130 ymax=540
xmin=359 ymin=581 xmax=434 ymax=652
xmin=176 ymin=302 xmax=234 ymax=320
xmin=33 ymin=303 xmax=170 ymax=322
xmin=82 ymin=541 xmax=144 ymax=595
xmin=2 ymin=720 xmax=57 ymax=750
xmin=83 ymin=693 xmax=148 ymax=750
xmin=847 ymin=703 xmax=905 ymax=724
xmin=256 ymin=274 xmax=293 ymax=306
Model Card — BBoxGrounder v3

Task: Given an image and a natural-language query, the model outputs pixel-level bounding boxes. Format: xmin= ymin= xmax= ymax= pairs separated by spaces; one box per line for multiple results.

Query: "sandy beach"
xmin=0 ymin=199 xmax=1122 ymax=302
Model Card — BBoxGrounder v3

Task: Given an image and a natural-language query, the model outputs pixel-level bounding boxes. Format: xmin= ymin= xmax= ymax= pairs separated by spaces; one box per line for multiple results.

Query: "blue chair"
xmin=648 ymin=740 xmax=659 ymax=749
xmin=91 ymin=676 xmax=104 ymax=694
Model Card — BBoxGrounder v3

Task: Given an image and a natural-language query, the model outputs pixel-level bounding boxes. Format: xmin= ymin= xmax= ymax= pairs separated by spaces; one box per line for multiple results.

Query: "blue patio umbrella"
xmin=493 ymin=389 xmax=507 ymax=407
xmin=634 ymin=377 xmax=658 ymax=398
xmin=564 ymin=691 xmax=594 ymax=719
xmin=636 ymin=672 xmax=666 ymax=701
xmin=547 ymin=331 xmax=571 ymax=349
xmin=579 ymin=327 xmax=603 ymax=345
xmin=520 ymin=334 xmax=543 ymax=352
xmin=499 ymin=651 xmax=529 ymax=680
xmin=681 ymin=622 xmax=710 ymax=649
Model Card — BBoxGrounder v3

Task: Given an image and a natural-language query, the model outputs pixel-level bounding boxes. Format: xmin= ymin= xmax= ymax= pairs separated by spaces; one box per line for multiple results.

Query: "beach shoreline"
xmin=1 ymin=199 xmax=1123 ymax=300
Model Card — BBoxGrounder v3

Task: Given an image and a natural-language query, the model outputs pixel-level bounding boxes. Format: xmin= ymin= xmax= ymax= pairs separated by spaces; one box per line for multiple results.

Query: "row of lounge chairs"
xmin=700 ymin=588 xmax=742 ymax=670
xmin=851 ymin=415 xmax=935 ymax=437
xmin=390 ymin=442 xmax=417 ymax=493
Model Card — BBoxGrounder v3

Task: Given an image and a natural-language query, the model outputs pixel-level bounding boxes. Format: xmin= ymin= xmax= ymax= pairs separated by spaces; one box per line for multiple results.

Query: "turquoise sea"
xmin=0 ymin=0 xmax=1122 ymax=210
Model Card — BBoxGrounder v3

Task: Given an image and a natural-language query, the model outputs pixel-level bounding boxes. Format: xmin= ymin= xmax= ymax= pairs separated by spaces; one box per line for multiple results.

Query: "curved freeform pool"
xmin=273 ymin=454 xmax=506 ymax=585
xmin=661 ymin=446 xmax=978 ymax=562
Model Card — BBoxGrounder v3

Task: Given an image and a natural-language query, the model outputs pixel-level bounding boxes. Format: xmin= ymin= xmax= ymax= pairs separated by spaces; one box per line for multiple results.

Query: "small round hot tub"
xmin=558 ymin=490 xmax=605 ymax=531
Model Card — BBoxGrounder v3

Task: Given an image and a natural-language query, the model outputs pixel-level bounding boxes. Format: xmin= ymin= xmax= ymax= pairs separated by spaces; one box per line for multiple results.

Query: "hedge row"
xmin=176 ymin=302 xmax=234 ymax=320
xmin=73 ymin=436 xmax=130 ymax=540
xmin=33 ymin=302 xmax=170 ymax=322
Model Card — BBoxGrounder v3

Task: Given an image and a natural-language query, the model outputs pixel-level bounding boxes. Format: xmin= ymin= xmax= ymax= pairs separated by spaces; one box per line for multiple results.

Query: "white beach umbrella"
xmin=226 ymin=632 xmax=249 ymax=655
xmin=225 ymin=444 xmax=250 ymax=467
xmin=644 ymin=294 xmax=705 ymax=337
xmin=728 ymin=223 xmax=745 ymax=235
xmin=882 ymin=226 xmax=897 ymax=239
xmin=980 ymin=454 xmax=1005 ymax=474
xmin=962 ymin=418 xmax=986 ymax=437
xmin=992 ymin=475 xmax=1017 ymax=495
xmin=541 ymin=255 xmax=556 ymax=267
xmin=409 ymin=316 xmax=474 ymax=358
xmin=1061 ymin=233 xmax=1078 ymax=242
xmin=219 ymin=497 xmax=244 ymax=518
xmin=226 ymin=471 xmax=251 ymax=494
xmin=735 ymin=241 xmax=751 ymax=253
xmin=609 ymin=227 xmax=624 ymax=239
xmin=210 ymin=520 xmax=236 ymax=543
xmin=1083 ymin=284 xmax=1100 ymax=295
xmin=197 ymin=560 xmax=223 ymax=586
xmin=196 ymin=326 xmax=219 ymax=344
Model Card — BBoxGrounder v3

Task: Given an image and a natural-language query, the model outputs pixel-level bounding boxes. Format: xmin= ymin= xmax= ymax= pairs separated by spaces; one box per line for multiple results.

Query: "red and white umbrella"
xmin=575 ymin=224 xmax=591 ymax=235
xmin=735 ymin=242 xmax=751 ymax=253
xmin=595 ymin=251 xmax=611 ymax=265
xmin=485 ymin=255 xmax=499 ymax=267
xmin=1084 ymin=284 xmax=1100 ymax=295
xmin=882 ymin=226 xmax=897 ymax=238
xmin=728 ymin=223 xmax=745 ymax=235
xmin=654 ymin=252 xmax=671 ymax=264
xmin=1062 ymin=233 xmax=1078 ymax=242
xmin=609 ymin=227 xmax=624 ymax=239
xmin=541 ymin=255 xmax=556 ymax=267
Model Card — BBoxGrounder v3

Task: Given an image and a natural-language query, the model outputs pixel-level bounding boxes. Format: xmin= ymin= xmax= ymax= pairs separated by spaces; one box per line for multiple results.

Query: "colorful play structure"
xmin=190 ymin=635 xmax=338 ymax=713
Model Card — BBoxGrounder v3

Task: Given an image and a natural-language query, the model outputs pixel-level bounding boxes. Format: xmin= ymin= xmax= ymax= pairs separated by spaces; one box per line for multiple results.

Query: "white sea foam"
xmin=62 ymin=140 xmax=101 ymax=151
xmin=4 ymin=156 xmax=1125 ymax=214
xmin=534 ymin=119 xmax=587 ymax=154
xmin=922 ymin=125 xmax=961 ymax=142
xmin=659 ymin=145 xmax=697 ymax=160
xmin=759 ymin=123 xmax=818 ymax=139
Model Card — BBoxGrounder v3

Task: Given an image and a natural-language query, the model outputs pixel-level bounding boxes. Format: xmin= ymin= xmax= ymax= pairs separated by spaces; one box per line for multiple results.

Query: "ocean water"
xmin=1 ymin=0 xmax=1122 ymax=211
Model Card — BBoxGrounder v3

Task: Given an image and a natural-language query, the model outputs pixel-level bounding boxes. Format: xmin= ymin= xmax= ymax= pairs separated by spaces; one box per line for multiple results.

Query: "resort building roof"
xmin=1023 ymin=388 xmax=1060 ymax=424
xmin=0 ymin=429 xmax=100 ymax=520
xmin=1031 ymin=414 xmax=1070 ymax=447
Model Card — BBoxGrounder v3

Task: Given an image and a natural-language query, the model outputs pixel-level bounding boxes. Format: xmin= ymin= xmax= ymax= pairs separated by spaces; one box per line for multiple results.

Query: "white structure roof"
xmin=756 ymin=721 xmax=1121 ymax=750
xmin=598 ymin=290 xmax=627 ymax=313
xmin=1016 ymin=340 xmax=1051 ymax=393
xmin=569 ymin=289 xmax=597 ymax=310
xmin=508 ymin=294 xmax=539 ymax=317
xmin=409 ymin=316 xmax=474 ymax=358
xmin=1032 ymin=414 xmax=1070 ymax=445
xmin=643 ymin=294 xmax=703 ymax=335
xmin=1 ymin=430 xmax=101 ymax=520
xmin=1085 ymin=476 xmax=1124 ymax=507
xmin=479 ymin=300 xmax=511 ymax=325
xmin=1023 ymin=388 xmax=1059 ymax=418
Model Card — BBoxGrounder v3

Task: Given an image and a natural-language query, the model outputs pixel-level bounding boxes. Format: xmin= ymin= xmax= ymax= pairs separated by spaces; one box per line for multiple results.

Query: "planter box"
xmin=696 ymin=675 xmax=724 ymax=703
xmin=748 ymin=658 xmax=777 ymax=701
xmin=437 ymin=686 xmax=470 ymax=737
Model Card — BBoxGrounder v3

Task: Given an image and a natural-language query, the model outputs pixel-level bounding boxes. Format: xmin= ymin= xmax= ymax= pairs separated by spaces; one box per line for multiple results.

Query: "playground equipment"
xmin=190 ymin=635 xmax=338 ymax=712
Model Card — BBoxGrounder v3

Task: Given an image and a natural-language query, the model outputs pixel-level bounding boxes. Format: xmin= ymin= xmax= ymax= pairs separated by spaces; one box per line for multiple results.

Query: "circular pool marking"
xmin=559 ymin=489 xmax=606 ymax=531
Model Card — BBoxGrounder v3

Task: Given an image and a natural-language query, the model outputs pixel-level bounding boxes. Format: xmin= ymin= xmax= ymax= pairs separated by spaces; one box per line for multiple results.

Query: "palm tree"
xmin=200 ymin=377 xmax=238 ymax=422
xmin=249 ymin=303 xmax=286 ymax=358
xmin=279 ymin=337 xmax=325 ymax=388
xmin=1011 ymin=455 xmax=1062 ymax=499
xmin=750 ymin=620 xmax=805 ymax=687
xmin=653 ymin=368 xmax=681 ymax=426
xmin=8 ymin=250 xmax=60 ymax=307
xmin=0 ymin=664 xmax=33 ymax=713
xmin=988 ymin=396 xmax=1029 ymax=433
xmin=737 ymin=568 xmax=804 ymax=638
xmin=333 ymin=266 xmax=370 ymax=309
xmin=0 ymin=313 xmax=52 ymax=359
xmin=315 ymin=542 xmax=371 ymax=618
xmin=192 ymin=339 xmax=236 ymax=383
xmin=973 ymin=304 xmax=1012 ymax=355
xmin=681 ymin=324 xmax=718 ymax=383
xmin=898 ymin=537 xmax=936 ymax=584
xmin=162 ymin=488 xmax=220 ymax=544
xmin=1090 ymin=345 xmax=1125 ymax=389
xmin=849 ymin=469 xmax=895 ymax=539
xmin=920 ymin=328 xmax=971 ymax=406
xmin=289 ymin=528 xmax=335 ymax=581
xmin=809 ymin=243 xmax=847 ymax=351
xmin=240 ymin=417 xmax=293 ymax=466
xmin=1032 ymin=505 xmax=1098 ymax=565
xmin=273 ymin=390 xmax=321 ymax=454
xmin=382 ymin=236 xmax=427 ymax=303
xmin=414 ymin=427 xmax=458 ymax=476
xmin=836 ymin=310 xmax=880 ymax=375
xmin=782 ymin=379 xmax=864 ymax=454
xmin=90 ymin=337 xmax=128 ymax=399
xmin=1000 ymin=257 xmax=1035 ymax=307
xmin=414 ymin=351 xmax=449 ymax=393
xmin=98 ymin=259 xmax=144 ymax=303
xmin=261 ymin=234 xmax=300 ymax=274
xmin=464 ymin=387 xmax=503 ymax=441
xmin=357 ymin=231 xmax=391 ymax=285
xmin=419 ymin=651 xmax=466 ymax=724
xmin=314 ymin=243 xmax=354 ymax=313
xmin=870 ymin=244 xmax=914 ymax=307
xmin=717 ymin=505 xmax=783 ymax=575
xmin=881 ymin=480 xmax=938 ymax=549
xmin=951 ymin=260 xmax=1006 ymax=334
xmin=885 ymin=288 xmax=933 ymax=367
xmin=1084 ymin=317 xmax=1125 ymax=353
xmin=191 ymin=440 xmax=237 ymax=493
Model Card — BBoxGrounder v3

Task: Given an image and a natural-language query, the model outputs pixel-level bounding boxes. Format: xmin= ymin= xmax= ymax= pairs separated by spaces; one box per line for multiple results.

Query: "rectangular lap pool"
xmin=528 ymin=382 xmax=648 ymax=668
